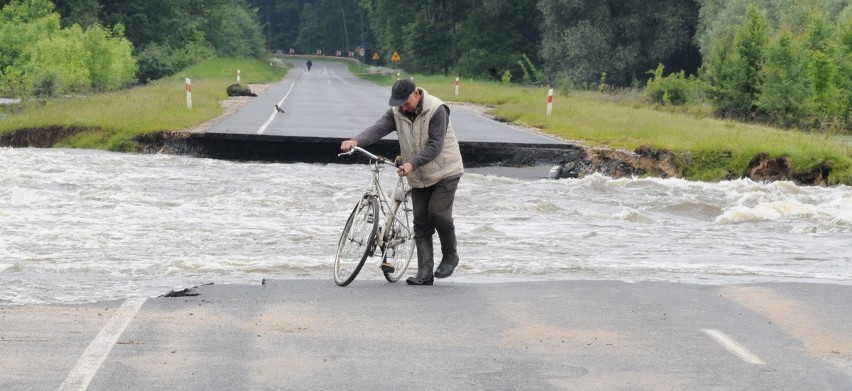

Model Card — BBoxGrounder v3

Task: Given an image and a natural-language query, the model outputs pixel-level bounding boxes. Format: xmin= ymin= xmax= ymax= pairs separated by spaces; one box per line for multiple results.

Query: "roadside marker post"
xmin=237 ymin=69 xmax=241 ymax=83
xmin=546 ymin=88 xmax=553 ymax=117
xmin=455 ymin=77 xmax=459 ymax=97
xmin=185 ymin=78 xmax=192 ymax=110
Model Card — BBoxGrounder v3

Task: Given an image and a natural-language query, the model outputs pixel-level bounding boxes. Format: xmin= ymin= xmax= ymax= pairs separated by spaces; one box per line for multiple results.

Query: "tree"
xmin=25 ymin=24 xmax=92 ymax=95
xmin=837 ymin=11 xmax=852 ymax=125
xmin=0 ymin=0 xmax=135 ymax=96
xmin=401 ymin=13 xmax=453 ymax=74
xmin=455 ymin=0 xmax=541 ymax=81
xmin=701 ymin=33 xmax=750 ymax=116
xmin=538 ymin=0 xmax=701 ymax=87
xmin=362 ymin=0 xmax=467 ymax=73
xmin=802 ymin=11 xmax=842 ymax=127
xmin=52 ymin=0 xmax=101 ymax=28
xmin=294 ymin=2 xmax=322 ymax=52
xmin=695 ymin=0 xmax=852 ymax=56
xmin=756 ymin=28 xmax=808 ymax=127
xmin=362 ymin=0 xmax=417 ymax=61
xmin=0 ymin=65 xmax=29 ymax=100
xmin=702 ymin=4 xmax=768 ymax=118
xmin=735 ymin=5 xmax=769 ymax=113
xmin=702 ymin=3 xmax=850 ymax=129
xmin=202 ymin=0 xmax=266 ymax=57
xmin=98 ymin=0 xmax=265 ymax=82
xmin=82 ymin=23 xmax=137 ymax=91
xmin=293 ymin=0 xmax=362 ymax=55
xmin=0 ymin=0 xmax=61 ymax=71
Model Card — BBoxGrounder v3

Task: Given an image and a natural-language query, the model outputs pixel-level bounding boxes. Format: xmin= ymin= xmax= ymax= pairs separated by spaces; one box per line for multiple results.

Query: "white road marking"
xmin=701 ymin=328 xmax=767 ymax=365
xmin=59 ymin=298 xmax=147 ymax=391
xmin=257 ymin=78 xmax=298 ymax=135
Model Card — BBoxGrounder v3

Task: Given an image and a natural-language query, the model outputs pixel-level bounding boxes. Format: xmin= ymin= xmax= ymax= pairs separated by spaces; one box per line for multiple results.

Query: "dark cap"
xmin=388 ymin=79 xmax=416 ymax=106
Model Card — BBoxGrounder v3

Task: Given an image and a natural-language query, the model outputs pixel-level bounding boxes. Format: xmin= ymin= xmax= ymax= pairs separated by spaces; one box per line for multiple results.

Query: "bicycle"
xmin=334 ymin=146 xmax=415 ymax=286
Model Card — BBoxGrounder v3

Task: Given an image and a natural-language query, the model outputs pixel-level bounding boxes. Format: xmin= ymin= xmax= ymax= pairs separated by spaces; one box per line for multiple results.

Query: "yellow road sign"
xmin=390 ymin=51 xmax=401 ymax=62
xmin=372 ymin=52 xmax=380 ymax=60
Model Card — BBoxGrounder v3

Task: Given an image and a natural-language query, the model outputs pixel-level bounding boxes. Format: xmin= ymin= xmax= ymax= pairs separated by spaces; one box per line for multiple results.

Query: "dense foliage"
xmin=0 ymin=0 xmax=135 ymax=97
xmin=97 ymin=0 xmax=265 ymax=82
xmin=701 ymin=5 xmax=851 ymax=130
xmin=538 ymin=0 xmax=702 ymax=88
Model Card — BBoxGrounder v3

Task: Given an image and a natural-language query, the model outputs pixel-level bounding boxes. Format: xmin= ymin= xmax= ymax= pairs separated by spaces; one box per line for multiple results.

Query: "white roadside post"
xmin=185 ymin=78 xmax=192 ymax=110
xmin=546 ymin=88 xmax=554 ymax=117
xmin=237 ymin=69 xmax=241 ymax=83
xmin=455 ymin=77 xmax=460 ymax=97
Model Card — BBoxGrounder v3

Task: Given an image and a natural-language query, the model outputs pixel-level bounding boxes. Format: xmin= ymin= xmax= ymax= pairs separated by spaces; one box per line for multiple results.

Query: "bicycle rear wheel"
xmin=334 ymin=197 xmax=379 ymax=286
xmin=382 ymin=198 xmax=415 ymax=282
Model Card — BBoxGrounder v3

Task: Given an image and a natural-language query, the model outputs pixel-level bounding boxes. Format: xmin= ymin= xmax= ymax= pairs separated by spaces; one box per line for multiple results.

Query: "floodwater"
xmin=1 ymin=148 xmax=850 ymax=304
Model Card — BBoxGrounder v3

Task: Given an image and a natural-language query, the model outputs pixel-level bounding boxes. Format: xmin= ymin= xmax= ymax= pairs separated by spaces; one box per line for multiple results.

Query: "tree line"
xmin=1 ymin=0 xmax=265 ymax=97
xmin=1 ymin=0 xmax=849 ymax=130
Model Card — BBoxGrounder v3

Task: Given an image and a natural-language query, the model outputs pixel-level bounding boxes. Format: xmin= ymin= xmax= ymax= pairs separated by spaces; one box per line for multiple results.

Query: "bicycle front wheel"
xmin=382 ymin=198 xmax=415 ymax=282
xmin=334 ymin=197 xmax=379 ymax=286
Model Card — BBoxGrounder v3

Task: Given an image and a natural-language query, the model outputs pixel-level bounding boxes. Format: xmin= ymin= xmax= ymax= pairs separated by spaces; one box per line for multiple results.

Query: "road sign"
xmin=372 ymin=52 xmax=380 ymax=60
xmin=390 ymin=51 xmax=401 ymax=62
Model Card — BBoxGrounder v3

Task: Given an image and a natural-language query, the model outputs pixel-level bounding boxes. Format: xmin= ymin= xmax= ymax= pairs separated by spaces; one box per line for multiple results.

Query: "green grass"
xmin=349 ymin=71 xmax=852 ymax=184
xmin=0 ymin=57 xmax=287 ymax=151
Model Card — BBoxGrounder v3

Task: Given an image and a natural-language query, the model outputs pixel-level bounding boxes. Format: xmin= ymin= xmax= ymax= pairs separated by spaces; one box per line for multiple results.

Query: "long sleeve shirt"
xmin=353 ymin=103 xmax=449 ymax=169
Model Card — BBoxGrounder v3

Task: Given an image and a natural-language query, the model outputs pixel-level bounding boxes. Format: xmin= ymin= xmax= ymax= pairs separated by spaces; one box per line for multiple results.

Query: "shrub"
xmin=501 ymin=70 xmax=512 ymax=85
xmin=82 ymin=23 xmax=137 ymax=91
xmin=558 ymin=75 xmax=574 ymax=96
xmin=0 ymin=65 xmax=29 ymax=99
xmin=645 ymin=64 xmax=693 ymax=105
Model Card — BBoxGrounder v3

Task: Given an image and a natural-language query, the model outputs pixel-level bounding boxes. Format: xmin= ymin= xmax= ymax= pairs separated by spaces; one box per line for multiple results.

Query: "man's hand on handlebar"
xmin=340 ymin=139 xmax=358 ymax=152
xmin=397 ymin=162 xmax=414 ymax=177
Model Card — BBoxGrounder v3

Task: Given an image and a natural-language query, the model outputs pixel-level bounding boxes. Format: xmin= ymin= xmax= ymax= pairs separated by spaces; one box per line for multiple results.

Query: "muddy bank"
xmin=0 ymin=125 xmax=90 ymax=148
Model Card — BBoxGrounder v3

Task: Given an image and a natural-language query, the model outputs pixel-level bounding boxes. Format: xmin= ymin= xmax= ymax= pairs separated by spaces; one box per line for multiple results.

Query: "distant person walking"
xmin=340 ymin=79 xmax=464 ymax=286
xmin=306 ymin=60 xmax=312 ymax=72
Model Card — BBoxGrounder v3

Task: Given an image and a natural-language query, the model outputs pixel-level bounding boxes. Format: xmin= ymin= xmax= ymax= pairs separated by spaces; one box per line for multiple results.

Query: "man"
xmin=340 ymin=79 xmax=464 ymax=285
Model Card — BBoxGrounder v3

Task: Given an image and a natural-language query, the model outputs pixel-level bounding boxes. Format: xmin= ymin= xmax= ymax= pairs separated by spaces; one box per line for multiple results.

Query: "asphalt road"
xmin=202 ymin=59 xmax=567 ymax=177
xmin=1 ymin=280 xmax=849 ymax=390
xmin=207 ymin=60 xmax=563 ymax=145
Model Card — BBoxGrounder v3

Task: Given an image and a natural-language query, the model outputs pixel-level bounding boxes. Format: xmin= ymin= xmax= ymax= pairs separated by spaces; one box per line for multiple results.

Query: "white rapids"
xmin=1 ymin=148 xmax=850 ymax=304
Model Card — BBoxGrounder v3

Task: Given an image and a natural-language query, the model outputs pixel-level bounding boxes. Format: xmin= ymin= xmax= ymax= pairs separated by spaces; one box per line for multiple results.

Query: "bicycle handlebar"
xmin=338 ymin=146 xmax=400 ymax=167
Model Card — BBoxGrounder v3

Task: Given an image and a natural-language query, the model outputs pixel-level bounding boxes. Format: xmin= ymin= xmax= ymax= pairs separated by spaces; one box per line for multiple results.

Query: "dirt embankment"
xmin=446 ymin=102 xmax=832 ymax=186
xmin=0 ymin=93 xmax=833 ymax=186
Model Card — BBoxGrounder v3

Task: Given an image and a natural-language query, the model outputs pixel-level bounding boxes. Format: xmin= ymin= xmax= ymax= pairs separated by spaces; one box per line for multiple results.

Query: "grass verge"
xmin=0 ymin=57 xmax=287 ymax=151
xmin=346 ymin=65 xmax=851 ymax=185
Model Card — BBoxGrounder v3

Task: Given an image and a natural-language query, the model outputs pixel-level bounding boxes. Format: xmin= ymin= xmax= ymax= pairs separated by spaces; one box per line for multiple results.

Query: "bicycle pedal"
xmin=380 ymin=262 xmax=395 ymax=273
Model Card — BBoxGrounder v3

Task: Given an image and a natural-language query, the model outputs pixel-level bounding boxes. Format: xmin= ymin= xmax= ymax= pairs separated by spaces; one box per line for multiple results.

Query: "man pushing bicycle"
xmin=340 ymin=79 xmax=464 ymax=285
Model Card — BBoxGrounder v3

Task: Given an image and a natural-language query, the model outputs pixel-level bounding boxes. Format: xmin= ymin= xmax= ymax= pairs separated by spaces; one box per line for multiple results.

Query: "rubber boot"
xmin=434 ymin=228 xmax=459 ymax=278
xmin=406 ymin=238 xmax=434 ymax=285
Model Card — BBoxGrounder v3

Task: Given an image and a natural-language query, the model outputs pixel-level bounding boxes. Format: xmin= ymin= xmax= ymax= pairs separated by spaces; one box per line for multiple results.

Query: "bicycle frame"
xmin=339 ymin=147 xmax=412 ymax=256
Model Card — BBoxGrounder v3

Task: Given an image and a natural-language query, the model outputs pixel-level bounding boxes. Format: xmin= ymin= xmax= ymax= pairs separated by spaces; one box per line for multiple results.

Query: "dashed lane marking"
xmin=257 ymin=75 xmax=299 ymax=135
xmin=701 ymin=328 xmax=767 ymax=365
xmin=59 ymin=298 xmax=147 ymax=391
